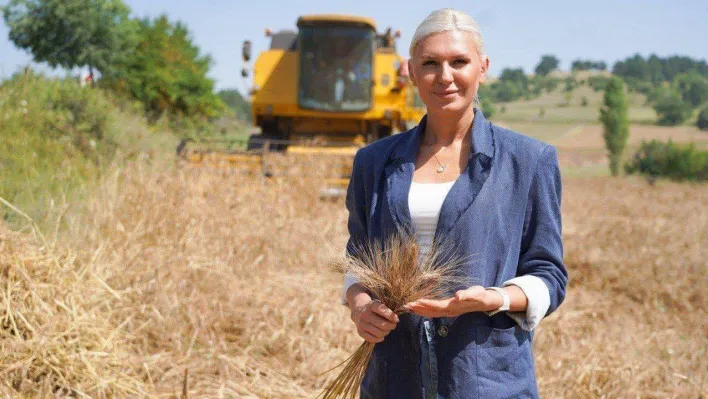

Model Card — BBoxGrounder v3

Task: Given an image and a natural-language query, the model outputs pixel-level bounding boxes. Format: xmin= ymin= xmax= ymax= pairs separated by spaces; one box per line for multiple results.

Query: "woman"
xmin=343 ymin=8 xmax=568 ymax=399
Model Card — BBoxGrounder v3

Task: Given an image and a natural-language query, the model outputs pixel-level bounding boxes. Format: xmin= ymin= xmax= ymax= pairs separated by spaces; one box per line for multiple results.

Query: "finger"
xmin=364 ymin=313 xmax=397 ymax=332
xmin=361 ymin=322 xmax=387 ymax=338
xmin=358 ymin=330 xmax=383 ymax=343
xmin=455 ymin=289 xmax=472 ymax=302
xmin=413 ymin=298 xmax=450 ymax=310
xmin=405 ymin=303 xmax=444 ymax=318
xmin=372 ymin=302 xmax=399 ymax=323
xmin=363 ymin=312 xmax=397 ymax=332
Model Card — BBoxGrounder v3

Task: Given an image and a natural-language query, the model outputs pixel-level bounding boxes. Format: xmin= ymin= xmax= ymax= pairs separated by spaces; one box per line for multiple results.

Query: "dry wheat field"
xmin=0 ymin=159 xmax=706 ymax=398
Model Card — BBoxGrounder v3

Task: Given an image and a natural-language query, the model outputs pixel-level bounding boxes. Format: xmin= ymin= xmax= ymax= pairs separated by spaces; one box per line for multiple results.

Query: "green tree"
xmin=534 ymin=55 xmax=560 ymax=77
xmin=588 ymin=75 xmax=610 ymax=92
xmin=673 ymin=71 xmax=708 ymax=108
xmin=599 ymin=77 xmax=630 ymax=176
xmin=613 ymin=54 xmax=708 ymax=85
xmin=571 ymin=59 xmax=607 ymax=71
xmin=652 ymin=88 xmax=692 ymax=126
xmin=107 ymin=15 xmax=223 ymax=121
xmin=697 ymin=105 xmax=708 ymax=131
xmin=2 ymin=0 xmax=136 ymax=78
xmin=499 ymin=68 xmax=528 ymax=90
xmin=217 ymin=89 xmax=251 ymax=121
xmin=480 ymin=97 xmax=495 ymax=120
xmin=492 ymin=80 xmax=521 ymax=102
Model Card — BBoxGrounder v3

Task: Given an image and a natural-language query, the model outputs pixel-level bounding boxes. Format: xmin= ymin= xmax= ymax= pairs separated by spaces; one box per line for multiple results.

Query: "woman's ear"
xmin=479 ymin=56 xmax=490 ymax=84
xmin=407 ymin=59 xmax=417 ymax=87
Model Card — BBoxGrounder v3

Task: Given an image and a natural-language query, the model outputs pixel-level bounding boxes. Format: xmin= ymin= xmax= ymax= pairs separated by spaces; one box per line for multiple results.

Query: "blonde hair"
xmin=409 ymin=8 xmax=485 ymax=58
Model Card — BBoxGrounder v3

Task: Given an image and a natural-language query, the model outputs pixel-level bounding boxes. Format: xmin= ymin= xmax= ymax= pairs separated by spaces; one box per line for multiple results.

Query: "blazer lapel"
xmin=382 ymin=109 xmax=495 ymax=242
xmin=383 ymin=116 xmax=425 ymax=238
xmin=433 ymin=109 xmax=495 ymax=243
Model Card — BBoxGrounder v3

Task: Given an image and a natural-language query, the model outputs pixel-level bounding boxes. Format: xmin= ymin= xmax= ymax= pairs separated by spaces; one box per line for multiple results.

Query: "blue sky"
xmin=1 ymin=0 xmax=706 ymax=91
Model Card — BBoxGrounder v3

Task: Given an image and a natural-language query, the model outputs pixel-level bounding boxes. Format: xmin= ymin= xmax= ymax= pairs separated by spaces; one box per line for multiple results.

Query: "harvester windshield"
xmin=298 ymin=26 xmax=374 ymax=112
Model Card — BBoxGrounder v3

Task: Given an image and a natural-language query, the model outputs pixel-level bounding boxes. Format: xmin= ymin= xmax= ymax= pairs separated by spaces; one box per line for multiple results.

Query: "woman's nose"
xmin=438 ymin=63 xmax=454 ymax=84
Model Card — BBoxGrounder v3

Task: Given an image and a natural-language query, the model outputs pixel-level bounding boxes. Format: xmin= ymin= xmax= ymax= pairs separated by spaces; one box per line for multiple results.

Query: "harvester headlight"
xmin=264 ymin=105 xmax=273 ymax=115
xmin=384 ymin=110 xmax=392 ymax=119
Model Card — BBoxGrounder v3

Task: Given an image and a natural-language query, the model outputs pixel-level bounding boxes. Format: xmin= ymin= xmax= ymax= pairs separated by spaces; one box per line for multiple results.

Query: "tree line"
xmin=611 ymin=54 xmax=708 ymax=126
xmin=479 ymin=53 xmax=708 ymax=129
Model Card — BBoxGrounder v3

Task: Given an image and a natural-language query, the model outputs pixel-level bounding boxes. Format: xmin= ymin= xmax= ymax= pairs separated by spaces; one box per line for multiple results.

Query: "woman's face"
xmin=408 ymin=30 xmax=489 ymax=114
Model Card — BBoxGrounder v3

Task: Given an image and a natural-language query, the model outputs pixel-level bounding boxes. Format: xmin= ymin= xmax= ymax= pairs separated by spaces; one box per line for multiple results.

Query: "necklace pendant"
xmin=437 ymin=165 xmax=446 ymax=173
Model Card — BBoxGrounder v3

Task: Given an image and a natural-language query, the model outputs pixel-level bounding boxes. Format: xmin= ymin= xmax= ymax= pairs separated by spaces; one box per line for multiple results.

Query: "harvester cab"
xmin=179 ymin=14 xmax=425 ymax=197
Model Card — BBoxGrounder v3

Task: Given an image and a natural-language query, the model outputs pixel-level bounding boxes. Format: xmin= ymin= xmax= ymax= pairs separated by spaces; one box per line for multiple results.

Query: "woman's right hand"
xmin=347 ymin=285 xmax=399 ymax=343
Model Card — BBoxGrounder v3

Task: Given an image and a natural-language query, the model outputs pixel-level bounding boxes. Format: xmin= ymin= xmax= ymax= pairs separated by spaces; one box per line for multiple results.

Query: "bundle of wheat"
xmin=320 ymin=236 xmax=468 ymax=399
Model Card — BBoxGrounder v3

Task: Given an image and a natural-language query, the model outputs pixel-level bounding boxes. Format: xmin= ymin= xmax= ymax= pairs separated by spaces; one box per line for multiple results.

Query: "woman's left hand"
xmin=404 ymin=285 xmax=502 ymax=318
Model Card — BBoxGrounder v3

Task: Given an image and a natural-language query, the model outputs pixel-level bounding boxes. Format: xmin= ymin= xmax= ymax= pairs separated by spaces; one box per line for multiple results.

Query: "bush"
xmin=588 ymin=75 xmax=610 ymax=92
xmin=0 ymin=70 xmax=176 ymax=224
xmin=564 ymin=77 xmax=575 ymax=92
xmin=625 ymin=140 xmax=708 ymax=181
xmin=697 ymin=105 xmax=708 ymax=131
xmin=626 ymin=79 xmax=656 ymax=96
xmin=529 ymin=75 xmax=559 ymax=94
xmin=480 ymin=97 xmax=495 ymax=119
xmin=652 ymin=88 xmax=692 ymax=126
xmin=490 ymin=80 xmax=522 ymax=103
xmin=673 ymin=71 xmax=708 ymax=108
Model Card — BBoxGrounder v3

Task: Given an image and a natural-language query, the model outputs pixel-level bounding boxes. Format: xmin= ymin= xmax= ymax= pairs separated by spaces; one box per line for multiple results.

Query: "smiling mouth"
xmin=434 ymin=90 xmax=459 ymax=97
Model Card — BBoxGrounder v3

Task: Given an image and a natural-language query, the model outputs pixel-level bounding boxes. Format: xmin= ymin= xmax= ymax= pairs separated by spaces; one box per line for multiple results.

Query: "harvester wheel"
xmin=246 ymin=134 xmax=266 ymax=151
xmin=247 ymin=133 xmax=287 ymax=152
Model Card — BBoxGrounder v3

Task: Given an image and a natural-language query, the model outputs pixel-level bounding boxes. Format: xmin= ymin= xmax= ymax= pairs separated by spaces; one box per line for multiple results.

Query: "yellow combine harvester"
xmin=179 ymin=14 xmax=425 ymax=196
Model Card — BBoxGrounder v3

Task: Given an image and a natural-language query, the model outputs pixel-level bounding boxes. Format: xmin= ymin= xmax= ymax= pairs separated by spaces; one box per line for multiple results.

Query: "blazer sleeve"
xmin=345 ymin=149 xmax=368 ymax=258
xmin=518 ymin=145 xmax=568 ymax=316
xmin=341 ymin=150 xmax=368 ymax=304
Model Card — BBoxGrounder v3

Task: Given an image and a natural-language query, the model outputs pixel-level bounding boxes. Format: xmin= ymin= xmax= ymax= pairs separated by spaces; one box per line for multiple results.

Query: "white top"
xmin=342 ymin=180 xmax=551 ymax=331
xmin=408 ymin=180 xmax=456 ymax=259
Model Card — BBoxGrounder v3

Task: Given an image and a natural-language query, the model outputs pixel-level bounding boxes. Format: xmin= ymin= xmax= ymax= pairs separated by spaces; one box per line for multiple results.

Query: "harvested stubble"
xmin=320 ymin=236 xmax=468 ymax=398
xmin=0 ymin=222 xmax=146 ymax=397
xmin=1 ymin=158 xmax=706 ymax=397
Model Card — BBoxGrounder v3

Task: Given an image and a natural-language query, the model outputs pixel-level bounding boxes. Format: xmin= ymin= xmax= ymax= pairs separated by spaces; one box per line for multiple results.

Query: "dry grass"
xmin=0 ymin=223 xmax=147 ymax=397
xmin=494 ymin=121 xmax=708 ymax=177
xmin=535 ymin=177 xmax=707 ymax=397
xmin=0 ymin=159 xmax=706 ymax=397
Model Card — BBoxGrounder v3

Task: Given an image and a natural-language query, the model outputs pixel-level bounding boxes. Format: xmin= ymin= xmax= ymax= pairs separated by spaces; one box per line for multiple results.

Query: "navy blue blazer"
xmin=345 ymin=109 xmax=568 ymax=398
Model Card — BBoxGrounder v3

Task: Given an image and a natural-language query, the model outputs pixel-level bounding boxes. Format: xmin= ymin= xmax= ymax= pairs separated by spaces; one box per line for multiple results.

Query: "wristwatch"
xmin=485 ymin=287 xmax=511 ymax=316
